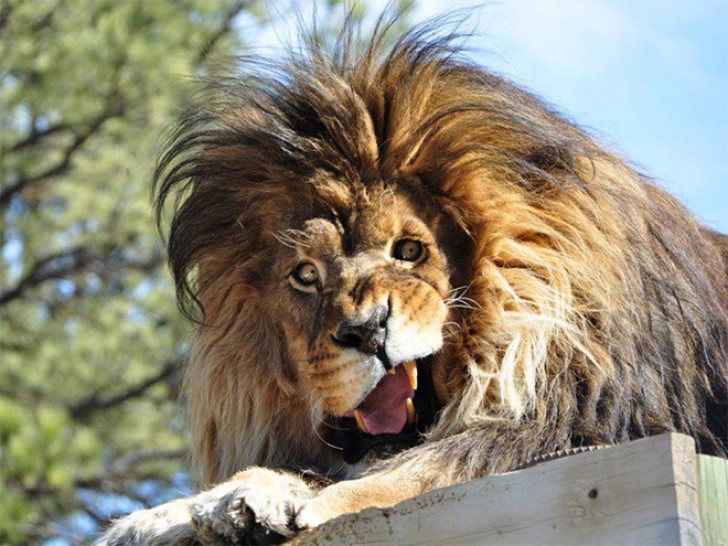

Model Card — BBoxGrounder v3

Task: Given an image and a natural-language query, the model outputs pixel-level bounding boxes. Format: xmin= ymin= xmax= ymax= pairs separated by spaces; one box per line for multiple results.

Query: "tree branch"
xmin=1 ymin=102 xmax=125 ymax=209
xmin=19 ymin=448 xmax=187 ymax=503
xmin=196 ymin=0 xmax=250 ymax=64
xmin=9 ymin=122 xmax=72 ymax=152
xmin=0 ymin=245 xmax=93 ymax=306
xmin=105 ymin=448 xmax=187 ymax=477
xmin=69 ymin=360 xmax=180 ymax=421
xmin=0 ymin=4 xmax=12 ymax=34
xmin=74 ymin=448 xmax=187 ymax=491
xmin=0 ymin=245 xmax=164 ymax=307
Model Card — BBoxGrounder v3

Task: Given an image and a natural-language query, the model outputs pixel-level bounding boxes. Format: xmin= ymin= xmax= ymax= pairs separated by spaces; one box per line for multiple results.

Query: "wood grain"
xmin=293 ymin=434 xmax=705 ymax=545
xmin=697 ymin=454 xmax=728 ymax=546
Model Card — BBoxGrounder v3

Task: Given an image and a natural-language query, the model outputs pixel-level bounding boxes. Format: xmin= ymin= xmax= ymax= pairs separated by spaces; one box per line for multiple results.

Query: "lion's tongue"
xmin=354 ymin=366 xmax=414 ymax=435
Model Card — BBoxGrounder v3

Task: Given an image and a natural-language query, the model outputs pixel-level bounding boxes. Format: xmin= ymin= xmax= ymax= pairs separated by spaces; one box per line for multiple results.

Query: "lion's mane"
xmin=155 ymin=19 xmax=728 ymax=486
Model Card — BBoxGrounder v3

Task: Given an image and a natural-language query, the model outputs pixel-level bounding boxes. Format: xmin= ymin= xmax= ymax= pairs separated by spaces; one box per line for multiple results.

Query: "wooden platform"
xmin=294 ymin=433 xmax=727 ymax=545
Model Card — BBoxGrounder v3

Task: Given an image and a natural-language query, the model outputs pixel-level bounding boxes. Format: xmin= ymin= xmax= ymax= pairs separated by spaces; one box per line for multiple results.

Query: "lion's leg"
xmin=296 ymin=420 xmax=565 ymax=529
xmin=97 ymin=467 xmax=320 ymax=546
xmin=95 ymin=498 xmax=197 ymax=546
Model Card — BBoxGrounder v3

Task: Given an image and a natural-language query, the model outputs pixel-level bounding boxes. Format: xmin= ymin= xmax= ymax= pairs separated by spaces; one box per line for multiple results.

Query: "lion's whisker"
xmin=309 ymin=400 xmax=344 ymax=451
xmin=446 ymin=302 xmax=479 ymax=311
xmin=316 ymin=410 xmax=349 ymax=432
xmin=442 ymin=321 xmax=463 ymax=341
xmin=447 ymin=283 xmax=473 ymax=296
xmin=273 ymin=228 xmax=313 ymax=249
xmin=444 ymin=296 xmax=482 ymax=311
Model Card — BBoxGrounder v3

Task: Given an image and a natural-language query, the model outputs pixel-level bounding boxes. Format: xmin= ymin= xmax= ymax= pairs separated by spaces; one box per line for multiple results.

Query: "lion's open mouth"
xmin=345 ymin=360 xmax=417 ymax=435
xmin=329 ymin=357 xmax=440 ymax=464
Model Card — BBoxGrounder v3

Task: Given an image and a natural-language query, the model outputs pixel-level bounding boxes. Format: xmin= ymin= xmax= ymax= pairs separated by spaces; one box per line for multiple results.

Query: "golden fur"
xmin=99 ymin=15 xmax=728 ymax=545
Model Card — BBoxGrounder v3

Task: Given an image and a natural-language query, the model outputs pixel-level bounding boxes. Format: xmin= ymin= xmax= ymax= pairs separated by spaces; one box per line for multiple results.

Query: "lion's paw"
xmin=94 ymin=500 xmax=195 ymax=546
xmin=97 ymin=468 xmax=315 ymax=546
xmin=189 ymin=480 xmax=256 ymax=544
xmin=192 ymin=468 xmax=312 ymax=544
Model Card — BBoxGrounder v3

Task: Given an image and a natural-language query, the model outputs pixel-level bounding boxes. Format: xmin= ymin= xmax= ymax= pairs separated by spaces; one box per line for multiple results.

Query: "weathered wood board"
xmin=293 ymin=433 xmax=708 ymax=545
xmin=698 ymin=453 xmax=728 ymax=546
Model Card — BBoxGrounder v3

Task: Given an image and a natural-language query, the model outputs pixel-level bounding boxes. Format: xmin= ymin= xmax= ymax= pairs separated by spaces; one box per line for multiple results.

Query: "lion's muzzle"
xmin=332 ymin=304 xmax=389 ymax=362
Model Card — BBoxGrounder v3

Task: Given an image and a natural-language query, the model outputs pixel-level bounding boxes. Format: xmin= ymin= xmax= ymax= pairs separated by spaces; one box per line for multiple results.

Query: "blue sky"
xmin=408 ymin=0 xmax=728 ymax=231
xmin=248 ymin=1 xmax=727 ymax=231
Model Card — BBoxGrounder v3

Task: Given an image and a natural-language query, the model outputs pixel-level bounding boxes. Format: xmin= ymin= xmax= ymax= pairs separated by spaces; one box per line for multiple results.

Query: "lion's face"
xmin=260 ymin=183 xmax=462 ymax=454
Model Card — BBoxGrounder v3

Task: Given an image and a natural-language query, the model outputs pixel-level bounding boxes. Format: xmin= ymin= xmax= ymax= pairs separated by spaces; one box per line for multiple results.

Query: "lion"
xmin=98 ymin=15 xmax=728 ymax=546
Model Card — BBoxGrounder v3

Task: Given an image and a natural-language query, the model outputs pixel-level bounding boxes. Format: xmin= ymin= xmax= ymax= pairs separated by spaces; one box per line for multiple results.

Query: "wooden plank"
xmin=697 ymin=454 xmax=728 ymax=546
xmin=294 ymin=433 xmax=703 ymax=546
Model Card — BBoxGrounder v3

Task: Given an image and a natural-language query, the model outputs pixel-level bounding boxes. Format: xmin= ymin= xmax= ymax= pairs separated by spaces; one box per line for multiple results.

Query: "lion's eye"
xmin=393 ymin=239 xmax=426 ymax=263
xmin=290 ymin=262 xmax=320 ymax=291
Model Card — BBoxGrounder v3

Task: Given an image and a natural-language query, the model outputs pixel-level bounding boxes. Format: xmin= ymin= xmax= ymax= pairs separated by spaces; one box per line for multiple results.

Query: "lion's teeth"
xmin=353 ymin=409 xmax=369 ymax=434
xmin=403 ymin=360 xmax=418 ymax=390
xmin=406 ymin=398 xmax=416 ymax=426
xmin=388 ymin=368 xmax=396 ymax=375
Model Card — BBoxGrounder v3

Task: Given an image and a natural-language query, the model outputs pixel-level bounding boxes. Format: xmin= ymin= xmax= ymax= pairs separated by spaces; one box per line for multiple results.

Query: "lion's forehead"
xmin=295 ymin=200 xmax=436 ymax=256
xmin=300 ymin=218 xmax=344 ymax=254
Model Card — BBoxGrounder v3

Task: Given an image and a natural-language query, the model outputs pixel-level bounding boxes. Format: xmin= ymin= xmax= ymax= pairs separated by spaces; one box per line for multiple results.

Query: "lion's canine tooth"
xmin=388 ymin=368 xmax=396 ymax=375
xmin=406 ymin=398 xmax=415 ymax=426
xmin=353 ymin=409 xmax=369 ymax=434
xmin=403 ymin=360 xmax=418 ymax=390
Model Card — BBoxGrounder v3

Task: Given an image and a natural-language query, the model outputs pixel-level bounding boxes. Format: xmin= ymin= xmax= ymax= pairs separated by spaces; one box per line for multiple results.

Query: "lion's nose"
xmin=333 ymin=304 xmax=388 ymax=355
